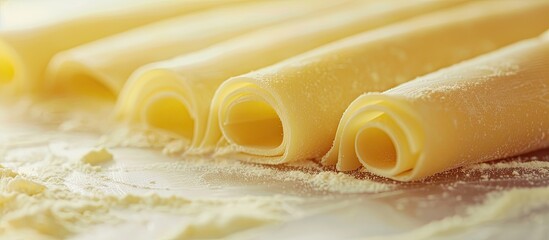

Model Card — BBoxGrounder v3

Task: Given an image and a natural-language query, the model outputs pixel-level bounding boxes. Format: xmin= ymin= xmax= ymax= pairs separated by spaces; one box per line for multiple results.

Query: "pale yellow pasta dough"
xmin=0 ymin=0 xmax=235 ymax=94
xmin=114 ymin=0 xmax=466 ymax=147
xmin=205 ymin=0 xmax=549 ymax=164
xmin=322 ymin=33 xmax=549 ymax=181
xmin=46 ymin=0 xmax=344 ymax=100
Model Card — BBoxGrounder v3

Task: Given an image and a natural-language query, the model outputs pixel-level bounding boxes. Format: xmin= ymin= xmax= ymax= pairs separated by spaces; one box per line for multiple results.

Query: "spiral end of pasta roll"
xmin=323 ymin=94 xmax=424 ymax=180
xmin=223 ymin=99 xmax=283 ymax=150
xmin=213 ymin=79 xmax=288 ymax=162
xmin=0 ymin=41 xmax=17 ymax=84
xmin=0 ymin=40 xmax=25 ymax=92
xmin=115 ymin=68 xmax=198 ymax=143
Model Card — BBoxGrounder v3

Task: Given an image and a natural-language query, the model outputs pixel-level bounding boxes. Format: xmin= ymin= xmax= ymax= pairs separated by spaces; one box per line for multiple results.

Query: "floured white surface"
xmin=0 ymin=106 xmax=548 ymax=239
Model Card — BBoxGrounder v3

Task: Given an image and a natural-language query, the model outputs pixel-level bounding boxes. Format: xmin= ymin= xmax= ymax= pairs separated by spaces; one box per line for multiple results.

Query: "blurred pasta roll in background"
xmin=0 ymin=0 xmax=237 ymax=95
xmin=45 ymin=0 xmax=344 ymax=100
xmin=323 ymin=32 xmax=549 ymax=181
xmin=203 ymin=0 xmax=549 ymax=164
xmin=114 ymin=0 xmax=466 ymax=148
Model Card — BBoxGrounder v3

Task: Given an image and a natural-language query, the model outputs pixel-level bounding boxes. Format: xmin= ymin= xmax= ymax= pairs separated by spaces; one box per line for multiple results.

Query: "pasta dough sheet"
xmin=114 ymin=0 xmax=466 ymax=148
xmin=204 ymin=0 xmax=549 ymax=164
xmin=45 ymin=0 xmax=343 ymax=100
xmin=322 ymin=33 xmax=549 ymax=181
xmin=0 ymin=0 xmax=233 ymax=94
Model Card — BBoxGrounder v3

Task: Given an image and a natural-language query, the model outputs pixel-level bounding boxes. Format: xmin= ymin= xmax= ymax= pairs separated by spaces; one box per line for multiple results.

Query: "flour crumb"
xmin=81 ymin=148 xmax=113 ymax=165
xmin=7 ymin=176 xmax=46 ymax=195
xmin=0 ymin=165 xmax=18 ymax=178
xmin=162 ymin=139 xmax=188 ymax=155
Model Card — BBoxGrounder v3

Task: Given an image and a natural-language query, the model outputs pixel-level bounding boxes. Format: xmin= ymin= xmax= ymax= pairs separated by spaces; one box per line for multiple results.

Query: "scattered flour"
xmin=308 ymin=171 xmax=395 ymax=194
xmin=369 ymin=186 xmax=549 ymax=240
xmin=137 ymin=158 xmax=395 ymax=194
xmin=461 ymin=156 xmax=549 ymax=179
xmin=464 ymin=160 xmax=549 ymax=172
xmin=56 ymin=120 xmax=395 ymax=195
xmin=168 ymin=198 xmax=288 ymax=239
xmin=1 ymin=104 xmax=547 ymax=239
xmin=99 ymin=126 xmax=182 ymax=149
xmin=0 ymin=150 xmax=300 ymax=239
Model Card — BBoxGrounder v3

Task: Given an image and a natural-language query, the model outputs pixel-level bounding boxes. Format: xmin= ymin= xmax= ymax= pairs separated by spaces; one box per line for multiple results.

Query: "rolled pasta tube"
xmin=0 ymin=0 xmax=205 ymax=29
xmin=46 ymin=0 xmax=343 ymax=100
xmin=323 ymin=33 xmax=549 ymax=181
xmin=0 ymin=0 xmax=235 ymax=94
xmin=206 ymin=0 xmax=549 ymax=164
xmin=115 ymin=0 xmax=467 ymax=147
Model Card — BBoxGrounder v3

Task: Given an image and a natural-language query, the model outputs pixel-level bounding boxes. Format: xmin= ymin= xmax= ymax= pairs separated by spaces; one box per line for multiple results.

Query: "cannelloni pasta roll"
xmin=0 ymin=0 xmax=235 ymax=94
xmin=114 ymin=0 xmax=466 ymax=147
xmin=205 ymin=0 xmax=549 ymax=164
xmin=322 ymin=33 xmax=549 ymax=181
xmin=46 ymin=0 xmax=343 ymax=100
